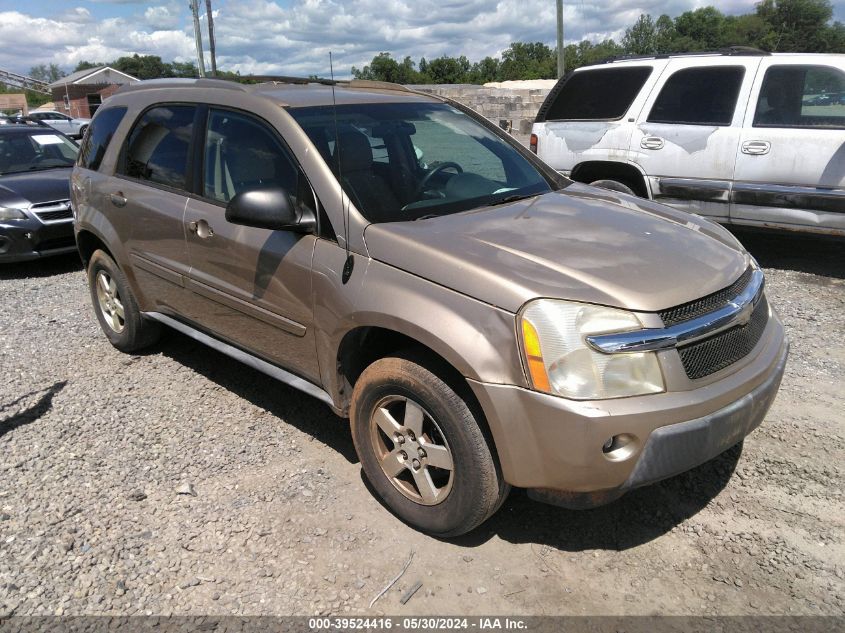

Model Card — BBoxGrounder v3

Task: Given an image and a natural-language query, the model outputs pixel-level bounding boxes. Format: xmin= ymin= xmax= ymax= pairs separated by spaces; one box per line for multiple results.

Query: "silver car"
xmin=28 ymin=111 xmax=91 ymax=139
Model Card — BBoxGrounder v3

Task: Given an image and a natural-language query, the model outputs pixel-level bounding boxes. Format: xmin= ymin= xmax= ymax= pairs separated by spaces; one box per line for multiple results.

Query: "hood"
xmin=364 ymin=183 xmax=748 ymax=314
xmin=0 ymin=168 xmax=73 ymax=207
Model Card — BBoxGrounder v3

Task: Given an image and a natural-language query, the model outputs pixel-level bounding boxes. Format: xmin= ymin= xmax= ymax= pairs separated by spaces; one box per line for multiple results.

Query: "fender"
xmin=310 ymin=240 xmax=527 ymax=411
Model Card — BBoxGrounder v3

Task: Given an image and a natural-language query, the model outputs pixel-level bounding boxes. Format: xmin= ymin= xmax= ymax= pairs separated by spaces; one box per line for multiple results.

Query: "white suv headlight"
xmin=519 ymin=300 xmax=665 ymax=400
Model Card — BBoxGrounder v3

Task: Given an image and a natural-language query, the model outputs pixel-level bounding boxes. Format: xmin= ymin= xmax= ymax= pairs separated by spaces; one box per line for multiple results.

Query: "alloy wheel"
xmin=369 ymin=395 xmax=454 ymax=505
xmin=95 ymin=270 xmax=125 ymax=333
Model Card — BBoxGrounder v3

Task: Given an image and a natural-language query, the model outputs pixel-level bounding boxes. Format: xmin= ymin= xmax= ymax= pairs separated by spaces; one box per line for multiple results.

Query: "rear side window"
xmin=755 ymin=65 xmax=845 ymax=129
xmin=120 ymin=105 xmax=196 ymax=190
xmin=77 ymin=106 xmax=127 ymax=171
xmin=648 ymin=67 xmax=745 ymax=126
xmin=538 ymin=67 xmax=653 ymax=121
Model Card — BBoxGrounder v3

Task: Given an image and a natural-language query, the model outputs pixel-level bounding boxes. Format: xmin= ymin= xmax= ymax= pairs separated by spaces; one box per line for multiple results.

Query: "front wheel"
xmin=350 ymin=354 xmax=508 ymax=537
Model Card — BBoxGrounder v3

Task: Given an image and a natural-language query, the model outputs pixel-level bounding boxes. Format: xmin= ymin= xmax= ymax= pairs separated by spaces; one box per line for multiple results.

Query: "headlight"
xmin=0 ymin=207 xmax=27 ymax=221
xmin=520 ymin=300 xmax=665 ymax=400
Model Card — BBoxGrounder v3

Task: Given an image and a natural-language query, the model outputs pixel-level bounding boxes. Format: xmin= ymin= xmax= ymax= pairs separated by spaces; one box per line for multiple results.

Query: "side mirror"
xmin=225 ymin=187 xmax=316 ymax=233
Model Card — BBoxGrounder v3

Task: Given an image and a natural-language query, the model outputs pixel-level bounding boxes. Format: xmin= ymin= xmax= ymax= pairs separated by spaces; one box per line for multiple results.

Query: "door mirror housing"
xmin=225 ymin=187 xmax=316 ymax=233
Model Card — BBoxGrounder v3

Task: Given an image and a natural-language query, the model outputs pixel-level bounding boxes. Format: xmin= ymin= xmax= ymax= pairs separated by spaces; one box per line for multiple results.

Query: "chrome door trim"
xmin=586 ymin=268 xmax=765 ymax=354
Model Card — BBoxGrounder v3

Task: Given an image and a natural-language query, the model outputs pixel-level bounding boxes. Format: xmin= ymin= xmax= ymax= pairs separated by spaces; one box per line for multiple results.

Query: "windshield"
xmin=0 ymin=131 xmax=78 ymax=175
xmin=289 ymin=102 xmax=554 ymax=223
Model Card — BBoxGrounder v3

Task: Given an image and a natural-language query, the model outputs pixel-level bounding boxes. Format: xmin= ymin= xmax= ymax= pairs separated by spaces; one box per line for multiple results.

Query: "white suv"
xmin=531 ymin=50 xmax=845 ymax=236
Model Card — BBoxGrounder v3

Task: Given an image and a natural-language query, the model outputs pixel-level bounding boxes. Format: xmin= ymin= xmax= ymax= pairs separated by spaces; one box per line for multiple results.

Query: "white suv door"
xmin=732 ymin=57 xmax=845 ymax=235
xmin=629 ymin=57 xmax=760 ymax=222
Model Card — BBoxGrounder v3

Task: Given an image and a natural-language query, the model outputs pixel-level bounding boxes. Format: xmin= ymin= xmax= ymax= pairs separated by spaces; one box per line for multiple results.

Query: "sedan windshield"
xmin=0 ymin=131 xmax=78 ymax=175
xmin=289 ymin=102 xmax=554 ymax=223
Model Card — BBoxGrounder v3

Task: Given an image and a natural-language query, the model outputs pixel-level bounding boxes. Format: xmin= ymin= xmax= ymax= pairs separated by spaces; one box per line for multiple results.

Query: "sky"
xmin=0 ymin=0 xmax=842 ymax=80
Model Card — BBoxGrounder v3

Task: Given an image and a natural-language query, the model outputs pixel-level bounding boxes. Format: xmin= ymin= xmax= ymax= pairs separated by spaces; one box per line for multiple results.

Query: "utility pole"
xmin=556 ymin=0 xmax=564 ymax=78
xmin=189 ymin=0 xmax=206 ymax=77
xmin=205 ymin=0 xmax=217 ymax=76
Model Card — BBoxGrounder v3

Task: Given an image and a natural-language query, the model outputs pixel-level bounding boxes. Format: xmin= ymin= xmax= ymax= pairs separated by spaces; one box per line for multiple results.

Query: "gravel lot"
xmin=0 ymin=229 xmax=842 ymax=617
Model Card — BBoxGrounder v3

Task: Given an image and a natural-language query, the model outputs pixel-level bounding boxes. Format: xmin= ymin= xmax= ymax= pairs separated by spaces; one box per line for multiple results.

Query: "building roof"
xmin=48 ymin=66 xmax=138 ymax=89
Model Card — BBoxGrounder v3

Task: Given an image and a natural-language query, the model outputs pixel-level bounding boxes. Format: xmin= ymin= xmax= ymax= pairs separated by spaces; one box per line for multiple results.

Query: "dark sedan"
xmin=0 ymin=125 xmax=78 ymax=262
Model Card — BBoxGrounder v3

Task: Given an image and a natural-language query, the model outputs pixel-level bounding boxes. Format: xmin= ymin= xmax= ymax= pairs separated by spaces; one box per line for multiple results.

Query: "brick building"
xmin=48 ymin=66 xmax=138 ymax=119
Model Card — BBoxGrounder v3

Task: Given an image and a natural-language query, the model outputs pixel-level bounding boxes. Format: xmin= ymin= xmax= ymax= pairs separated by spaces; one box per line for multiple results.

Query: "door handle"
xmin=742 ymin=140 xmax=771 ymax=155
xmin=188 ymin=219 xmax=214 ymax=239
xmin=109 ymin=192 xmax=127 ymax=207
xmin=640 ymin=136 xmax=664 ymax=150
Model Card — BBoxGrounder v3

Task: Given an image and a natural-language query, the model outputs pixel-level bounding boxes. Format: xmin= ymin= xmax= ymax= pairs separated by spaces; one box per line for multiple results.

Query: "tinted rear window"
xmin=538 ymin=67 xmax=653 ymax=122
xmin=648 ymin=66 xmax=745 ymax=126
xmin=77 ymin=106 xmax=127 ymax=171
xmin=120 ymin=105 xmax=196 ymax=191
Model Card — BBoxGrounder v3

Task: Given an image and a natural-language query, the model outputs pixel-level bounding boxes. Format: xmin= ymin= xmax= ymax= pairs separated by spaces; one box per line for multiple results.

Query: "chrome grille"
xmin=659 ymin=266 xmax=753 ymax=327
xmin=678 ymin=295 xmax=769 ymax=380
xmin=31 ymin=200 xmax=72 ymax=223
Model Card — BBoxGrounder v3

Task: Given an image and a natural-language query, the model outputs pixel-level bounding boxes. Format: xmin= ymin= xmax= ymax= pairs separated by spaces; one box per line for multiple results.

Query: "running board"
xmin=144 ymin=312 xmax=335 ymax=408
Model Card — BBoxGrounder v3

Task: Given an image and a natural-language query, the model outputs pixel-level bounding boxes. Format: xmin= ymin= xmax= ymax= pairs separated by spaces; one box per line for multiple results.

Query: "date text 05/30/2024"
xmin=308 ymin=617 xmax=528 ymax=630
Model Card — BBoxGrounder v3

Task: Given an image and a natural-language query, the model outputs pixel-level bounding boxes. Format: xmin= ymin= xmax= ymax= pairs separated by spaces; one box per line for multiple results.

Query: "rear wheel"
xmin=351 ymin=354 xmax=508 ymax=537
xmin=88 ymin=249 xmax=160 ymax=352
xmin=589 ymin=178 xmax=637 ymax=196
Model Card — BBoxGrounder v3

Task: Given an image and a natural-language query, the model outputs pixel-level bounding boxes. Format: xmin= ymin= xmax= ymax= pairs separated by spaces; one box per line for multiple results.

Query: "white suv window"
xmin=754 ymin=65 xmax=845 ymax=129
xmin=648 ymin=66 xmax=745 ymax=126
xmin=538 ymin=67 xmax=653 ymax=121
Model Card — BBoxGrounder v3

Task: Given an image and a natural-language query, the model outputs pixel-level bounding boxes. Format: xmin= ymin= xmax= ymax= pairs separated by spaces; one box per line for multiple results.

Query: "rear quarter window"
xmin=77 ymin=106 xmax=127 ymax=171
xmin=537 ymin=66 xmax=653 ymax=122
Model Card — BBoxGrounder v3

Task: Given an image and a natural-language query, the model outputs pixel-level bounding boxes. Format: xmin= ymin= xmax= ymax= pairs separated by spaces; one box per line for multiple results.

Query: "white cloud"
xmin=0 ymin=0 xmax=837 ymax=80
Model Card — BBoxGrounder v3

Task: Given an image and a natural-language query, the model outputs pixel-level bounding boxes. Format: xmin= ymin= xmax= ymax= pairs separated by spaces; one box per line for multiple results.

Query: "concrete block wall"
xmin=408 ymin=84 xmax=552 ymax=144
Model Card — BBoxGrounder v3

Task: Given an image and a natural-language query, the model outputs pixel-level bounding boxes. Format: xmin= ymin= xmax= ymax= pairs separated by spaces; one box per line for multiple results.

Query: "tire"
xmin=77 ymin=125 xmax=88 ymax=139
xmin=350 ymin=354 xmax=508 ymax=537
xmin=589 ymin=178 xmax=637 ymax=196
xmin=87 ymin=249 xmax=160 ymax=352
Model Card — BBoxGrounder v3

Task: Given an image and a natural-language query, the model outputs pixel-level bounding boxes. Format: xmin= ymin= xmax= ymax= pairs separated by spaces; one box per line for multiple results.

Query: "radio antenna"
xmin=330 ymin=51 xmax=354 ymax=284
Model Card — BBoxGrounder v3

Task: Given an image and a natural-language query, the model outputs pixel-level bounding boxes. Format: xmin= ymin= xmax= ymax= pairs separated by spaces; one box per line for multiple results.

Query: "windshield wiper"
xmin=487 ymin=193 xmax=537 ymax=207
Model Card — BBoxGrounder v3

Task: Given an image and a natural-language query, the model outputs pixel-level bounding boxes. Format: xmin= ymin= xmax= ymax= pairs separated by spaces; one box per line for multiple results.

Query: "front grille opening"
xmin=660 ymin=266 xmax=753 ymax=327
xmin=35 ymin=208 xmax=73 ymax=221
xmin=678 ymin=296 xmax=769 ymax=380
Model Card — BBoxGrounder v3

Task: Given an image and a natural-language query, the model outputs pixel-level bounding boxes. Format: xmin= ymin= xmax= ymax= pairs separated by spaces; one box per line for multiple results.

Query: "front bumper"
xmin=468 ymin=311 xmax=788 ymax=504
xmin=0 ymin=219 xmax=77 ymax=262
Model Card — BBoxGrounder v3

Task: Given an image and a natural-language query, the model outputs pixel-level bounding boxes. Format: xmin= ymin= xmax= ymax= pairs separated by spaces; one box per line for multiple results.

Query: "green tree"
xmin=111 ymin=54 xmax=173 ymax=80
xmin=499 ymin=42 xmax=556 ymax=80
xmin=655 ymin=14 xmax=678 ymax=53
xmin=674 ymin=7 xmax=727 ymax=50
xmin=351 ymin=52 xmax=419 ymax=82
xmin=756 ymin=0 xmax=840 ymax=52
xmin=425 ymin=55 xmax=471 ymax=83
xmin=468 ymin=56 xmax=500 ymax=83
xmin=623 ymin=14 xmax=658 ymax=54
xmin=73 ymin=61 xmax=103 ymax=73
xmin=29 ymin=63 xmax=65 ymax=83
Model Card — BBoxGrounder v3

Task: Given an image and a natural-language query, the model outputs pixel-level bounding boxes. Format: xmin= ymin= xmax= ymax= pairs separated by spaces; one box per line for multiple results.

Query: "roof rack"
xmin=115 ymin=77 xmax=251 ymax=94
xmin=115 ymin=75 xmax=415 ymax=95
xmin=594 ymin=46 xmax=770 ymax=66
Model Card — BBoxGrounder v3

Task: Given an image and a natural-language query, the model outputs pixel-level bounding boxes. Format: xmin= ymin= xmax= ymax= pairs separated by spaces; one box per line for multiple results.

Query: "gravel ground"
xmin=0 ymin=229 xmax=842 ymax=617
